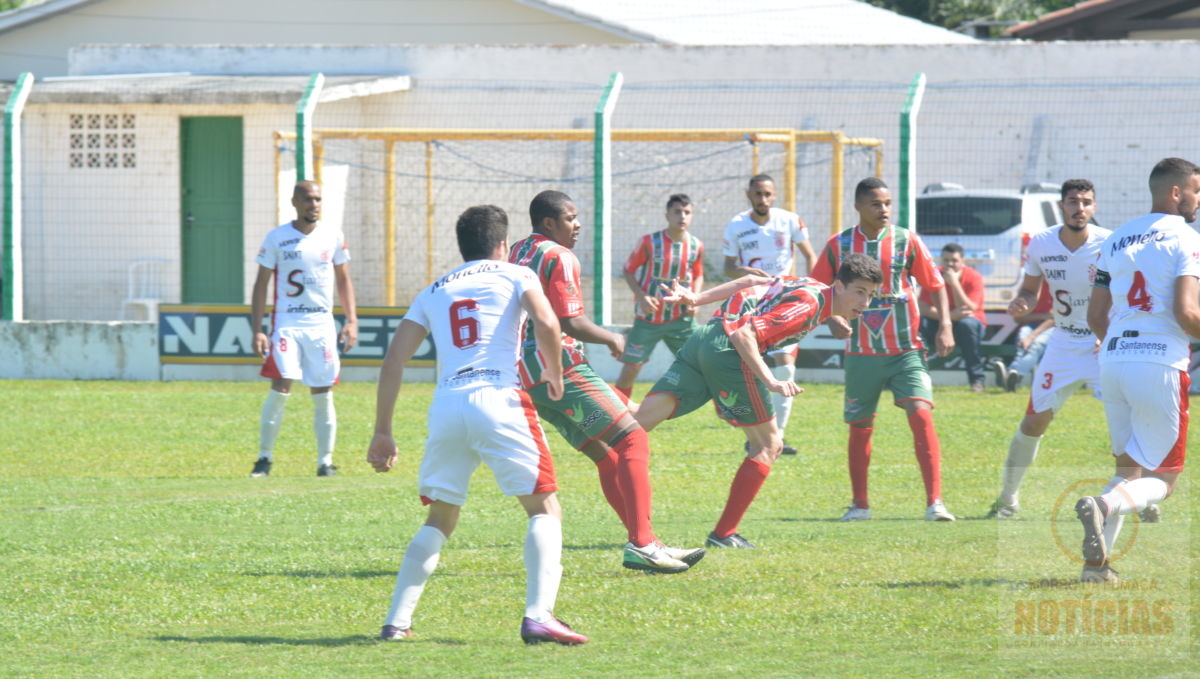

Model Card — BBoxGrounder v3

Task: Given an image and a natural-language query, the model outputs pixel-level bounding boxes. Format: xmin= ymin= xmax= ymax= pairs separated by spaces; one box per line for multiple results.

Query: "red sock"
xmin=613 ymin=385 xmax=633 ymax=402
xmin=713 ymin=458 xmax=771 ymax=538
xmin=848 ymin=425 xmax=873 ymax=509
xmin=593 ymin=449 xmax=631 ymax=532
xmin=907 ymin=408 xmax=942 ymax=506
xmin=613 ymin=428 xmax=656 ymax=546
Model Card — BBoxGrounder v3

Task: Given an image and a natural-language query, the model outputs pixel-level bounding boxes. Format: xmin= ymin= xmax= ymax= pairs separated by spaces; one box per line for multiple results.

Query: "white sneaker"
xmin=838 ymin=506 xmax=872 ymax=521
xmin=925 ymin=500 xmax=956 ymax=521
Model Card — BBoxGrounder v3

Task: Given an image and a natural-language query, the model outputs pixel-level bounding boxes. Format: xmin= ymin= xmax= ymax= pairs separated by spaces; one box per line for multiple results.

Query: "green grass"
xmin=1 ymin=380 xmax=1195 ymax=678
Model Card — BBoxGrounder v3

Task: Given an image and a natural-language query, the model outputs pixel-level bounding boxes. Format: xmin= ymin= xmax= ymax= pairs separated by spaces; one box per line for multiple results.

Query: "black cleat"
xmin=317 ymin=464 xmax=338 ymax=477
xmin=705 ymin=531 xmax=757 ymax=549
xmin=250 ymin=457 xmax=272 ymax=477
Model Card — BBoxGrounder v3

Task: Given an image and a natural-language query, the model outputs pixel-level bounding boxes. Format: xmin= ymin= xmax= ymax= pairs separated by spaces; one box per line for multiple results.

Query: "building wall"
xmin=20 ymin=101 xmax=291 ymax=320
xmin=0 ymin=0 xmax=633 ymax=81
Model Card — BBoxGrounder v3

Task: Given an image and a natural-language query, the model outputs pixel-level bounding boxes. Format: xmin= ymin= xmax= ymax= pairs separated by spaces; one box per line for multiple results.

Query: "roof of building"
xmin=1006 ymin=0 xmax=1200 ymax=40
xmin=2 ymin=0 xmax=975 ymax=46
xmin=522 ymin=0 xmax=976 ymax=44
xmin=26 ymin=74 xmax=411 ymax=104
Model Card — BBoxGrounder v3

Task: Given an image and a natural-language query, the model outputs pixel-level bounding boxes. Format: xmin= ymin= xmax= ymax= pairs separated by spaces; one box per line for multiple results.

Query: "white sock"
xmin=1101 ymin=477 xmax=1169 ymax=516
xmin=1101 ymin=476 xmax=1125 ymax=551
xmin=999 ymin=430 xmax=1042 ymax=505
xmin=523 ymin=513 xmax=563 ymax=623
xmin=258 ymin=389 xmax=289 ymax=461
xmin=384 ymin=525 xmax=447 ymax=630
xmin=770 ymin=363 xmax=796 ymax=433
xmin=312 ymin=391 xmax=336 ymax=467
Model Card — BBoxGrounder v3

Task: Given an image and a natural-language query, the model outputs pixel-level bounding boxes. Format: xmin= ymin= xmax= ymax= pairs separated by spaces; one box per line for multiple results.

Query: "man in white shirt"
xmin=1076 ymin=158 xmax=1200 ymax=583
xmin=367 ymin=204 xmax=587 ymax=645
xmin=249 ymin=181 xmax=357 ymax=477
xmin=987 ymin=179 xmax=1110 ymax=519
xmin=722 ymin=174 xmax=816 ymax=455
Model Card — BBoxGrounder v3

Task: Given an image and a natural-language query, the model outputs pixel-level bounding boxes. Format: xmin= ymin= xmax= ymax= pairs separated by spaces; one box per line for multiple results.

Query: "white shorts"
xmin=1100 ymin=362 xmax=1189 ymax=474
xmin=419 ymin=383 xmax=557 ymax=506
xmin=1026 ymin=340 xmax=1100 ymax=415
xmin=261 ymin=323 xmax=340 ymax=388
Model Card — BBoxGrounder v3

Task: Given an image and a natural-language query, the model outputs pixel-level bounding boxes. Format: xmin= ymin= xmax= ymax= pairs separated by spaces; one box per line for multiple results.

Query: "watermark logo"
xmin=996 ymin=468 xmax=1189 ymax=660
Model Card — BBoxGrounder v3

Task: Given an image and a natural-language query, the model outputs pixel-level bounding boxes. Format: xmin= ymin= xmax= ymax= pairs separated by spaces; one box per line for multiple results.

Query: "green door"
xmin=181 ymin=116 xmax=243 ymax=303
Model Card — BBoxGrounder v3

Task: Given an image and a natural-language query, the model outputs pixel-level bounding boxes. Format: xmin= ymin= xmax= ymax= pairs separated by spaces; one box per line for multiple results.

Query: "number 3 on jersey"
xmin=449 ymin=299 xmax=480 ymax=349
xmin=1126 ymin=270 xmax=1152 ymax=311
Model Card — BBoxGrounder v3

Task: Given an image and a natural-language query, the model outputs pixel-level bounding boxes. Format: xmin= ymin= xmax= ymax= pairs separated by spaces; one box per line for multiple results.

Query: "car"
xmin=916 ymin=182 xmax=1064 ymax=308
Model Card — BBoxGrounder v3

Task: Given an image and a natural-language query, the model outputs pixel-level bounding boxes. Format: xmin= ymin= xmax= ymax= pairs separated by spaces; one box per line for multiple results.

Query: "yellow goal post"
xmin=272 ymin=128 xmax=883 ymax=306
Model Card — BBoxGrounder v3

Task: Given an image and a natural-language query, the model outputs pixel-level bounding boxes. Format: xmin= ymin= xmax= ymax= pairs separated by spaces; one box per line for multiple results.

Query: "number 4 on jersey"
xmin=449 ymin=299 xmax=480 ymax=348
xmin=1126 ymin=270 xmax=1152 ymax=311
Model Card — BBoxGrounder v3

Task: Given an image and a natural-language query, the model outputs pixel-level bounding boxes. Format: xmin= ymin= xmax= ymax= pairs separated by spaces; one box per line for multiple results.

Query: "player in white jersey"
xmin=249 ymin=181 xmax=357 ymax=477
xmin=987 ymin=179 xmax=1110 ymax=519
xmin=722 ymin=174 xmax=817 ymax=455
xmin=367 ymin=205 xmax=587 ymax=646
xmin=1074 ymin=158 xmax=1200 ymax=584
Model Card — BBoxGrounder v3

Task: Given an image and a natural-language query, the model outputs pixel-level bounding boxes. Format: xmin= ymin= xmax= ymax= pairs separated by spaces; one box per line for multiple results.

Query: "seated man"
xmin=918 ymin=242 xmax=987 ymax=391
xmin=634 ymin=254 xmax=882 ymax=548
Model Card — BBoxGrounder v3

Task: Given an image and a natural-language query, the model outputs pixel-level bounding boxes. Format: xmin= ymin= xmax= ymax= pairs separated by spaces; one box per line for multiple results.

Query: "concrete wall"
xmin=0 ymin=320 xmax=158 ymax=379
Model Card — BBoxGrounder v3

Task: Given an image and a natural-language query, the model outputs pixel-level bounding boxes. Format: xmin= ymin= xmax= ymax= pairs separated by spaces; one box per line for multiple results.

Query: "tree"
xmin=867 ymin=0 xmax=1079 ymax=36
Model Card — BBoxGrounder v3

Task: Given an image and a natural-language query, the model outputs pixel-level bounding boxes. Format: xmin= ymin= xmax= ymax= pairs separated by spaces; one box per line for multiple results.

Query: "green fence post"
xmin=3 ymin=72 xmax=33 ymax=321
xmin=295 ymin=73 xmax=325 ymax=182
xmin=593 ymin=72 xmax=623 ymax=326
xmin=898 ymin=72 xmax=926 ymax=232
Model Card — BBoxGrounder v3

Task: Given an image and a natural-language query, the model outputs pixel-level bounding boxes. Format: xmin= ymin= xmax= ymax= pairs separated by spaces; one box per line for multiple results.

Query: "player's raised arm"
xmin=521 ymin=287 xmax=564 ymax=401
xmin=660 ymin=274 xmax=771 ymax=308
xmin=368 ymin=318 xmax=428 ymax=472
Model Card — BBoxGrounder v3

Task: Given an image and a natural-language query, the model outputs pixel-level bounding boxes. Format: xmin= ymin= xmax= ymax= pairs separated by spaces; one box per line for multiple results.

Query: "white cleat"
xmin=838 ymin=506 xmax=872 ymax=521
xmin=925 ymin=500 xmax=956 ymax=522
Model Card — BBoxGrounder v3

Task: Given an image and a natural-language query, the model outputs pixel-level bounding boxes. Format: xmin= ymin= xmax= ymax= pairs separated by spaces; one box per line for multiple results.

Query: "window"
xmin=69 ymin=112 xmax=135 ymax=169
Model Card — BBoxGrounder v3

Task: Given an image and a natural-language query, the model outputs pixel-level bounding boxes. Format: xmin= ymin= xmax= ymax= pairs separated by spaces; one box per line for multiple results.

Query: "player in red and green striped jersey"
xmin=634 ymin=254 xmax=882 ymax=547
xmin=614 ymin=193 xmax=706 ymax=399
xmin=510 ymin=190 xmax=706 ymax=574
xmin=811 ymin=177 xmax=957 ymax=522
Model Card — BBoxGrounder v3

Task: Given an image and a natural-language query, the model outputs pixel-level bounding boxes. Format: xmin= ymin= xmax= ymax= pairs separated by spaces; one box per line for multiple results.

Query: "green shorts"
xmin=619 ymin=315 xmax=697 ymax=365
xmin=526 ymin=361 xmax=629 ymax=450
xmin=649 ymin=322 xmax=773 ymax=427
xmin=843 ymin=351 xmax=934 ymax=423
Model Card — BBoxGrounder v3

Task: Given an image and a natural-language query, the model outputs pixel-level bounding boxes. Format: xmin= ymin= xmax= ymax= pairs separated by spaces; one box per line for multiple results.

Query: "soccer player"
xmin=987 ymin=179 xmax=1111 ymax=519
xmin=811 ymin=177 xmax=957 ymax=522
xmin=510 ymin=190 xmax=705 ymax=574
xmin=249 ymin=181 xmax=357 ymax=477
xmin=635 ymin=254 xmax=882 ymax=548
xmin=918 ymin=243 xmax=988 ymax=392
xmin=613 ymin=193 xmax=705 ymax=399
xmin=368 ymin=205 xmax=585 ymax=645
xmin=722 ymin=174 xmax=817 ymax=455
xmin=1075 ymin=158 xmax=1200 ymax=583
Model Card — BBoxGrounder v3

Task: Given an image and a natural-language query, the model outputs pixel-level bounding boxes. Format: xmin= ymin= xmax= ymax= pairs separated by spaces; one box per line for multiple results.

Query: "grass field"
xmin=1 ymin=379 xmax=1195 ymax=678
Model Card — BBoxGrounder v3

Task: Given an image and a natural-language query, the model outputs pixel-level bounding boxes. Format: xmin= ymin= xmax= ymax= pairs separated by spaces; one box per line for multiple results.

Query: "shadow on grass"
xmin=155 ymin=634 xmax=466 ymax=647
xmin=243 ymin=570 xmax=395 ymax=579
xmin=874 ymin=578 xmax=1019 ymax=589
